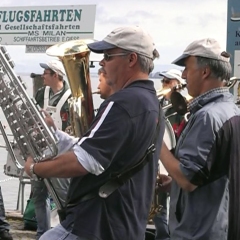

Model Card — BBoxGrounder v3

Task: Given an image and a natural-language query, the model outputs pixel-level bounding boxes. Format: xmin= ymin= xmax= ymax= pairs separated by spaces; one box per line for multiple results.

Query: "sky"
xmin=0 ymin=0 xmax=230 ymax=74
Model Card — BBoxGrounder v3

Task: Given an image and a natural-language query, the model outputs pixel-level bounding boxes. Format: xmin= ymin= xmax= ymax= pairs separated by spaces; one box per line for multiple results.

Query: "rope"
xmin=0 ymin=177 xmax=18 ymax=183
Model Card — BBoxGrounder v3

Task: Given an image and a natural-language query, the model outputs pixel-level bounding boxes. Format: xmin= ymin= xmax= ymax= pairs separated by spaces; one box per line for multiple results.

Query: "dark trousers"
xmin=0 ymin=186 xmax=10 ymax=232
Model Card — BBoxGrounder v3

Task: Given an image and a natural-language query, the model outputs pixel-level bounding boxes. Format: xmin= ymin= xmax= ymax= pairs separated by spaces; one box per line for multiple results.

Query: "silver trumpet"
xmin=224 ymin=76 xmax=238 ymax=89
xmin=170 ymin=77 xmax=239 ymax=121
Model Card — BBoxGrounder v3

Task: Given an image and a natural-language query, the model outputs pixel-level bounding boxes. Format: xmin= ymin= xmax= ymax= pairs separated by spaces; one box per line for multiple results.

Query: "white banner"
xmin=0 ymin=5 xmax=96 ymax=45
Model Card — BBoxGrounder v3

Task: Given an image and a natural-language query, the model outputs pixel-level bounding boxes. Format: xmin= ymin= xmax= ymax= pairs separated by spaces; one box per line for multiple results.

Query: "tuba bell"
xmin=46 ymin=39 xmax=95 ymax=137
xmin=157 ymin=83 xmax=188 ymax=117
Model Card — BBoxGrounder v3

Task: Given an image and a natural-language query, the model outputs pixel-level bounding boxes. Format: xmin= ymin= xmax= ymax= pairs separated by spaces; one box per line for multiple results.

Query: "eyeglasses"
xmin=103 ymin=52 xmax=129 ymax=61
xmin=161 ymin=78 xmax=171 ymax=84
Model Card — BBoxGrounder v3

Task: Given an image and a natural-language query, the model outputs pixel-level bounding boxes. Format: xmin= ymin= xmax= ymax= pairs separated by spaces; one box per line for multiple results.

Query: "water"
xmin=0 ymin=72 xmax=163 ymax=211
xmin=0 ymin=151 xmax=24 ymax=210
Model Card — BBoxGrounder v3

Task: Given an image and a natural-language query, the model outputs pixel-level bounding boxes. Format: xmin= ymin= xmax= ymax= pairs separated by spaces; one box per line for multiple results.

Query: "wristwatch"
xmin=29 ymin=163 xmax=39 ymax=181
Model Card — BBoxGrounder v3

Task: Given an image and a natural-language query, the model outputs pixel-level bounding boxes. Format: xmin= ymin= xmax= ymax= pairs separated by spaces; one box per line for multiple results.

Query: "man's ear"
xmin=128 ymin=53 xmax=138 ymax=66
xmin=202 ymin=66 xmax=211 ymax=79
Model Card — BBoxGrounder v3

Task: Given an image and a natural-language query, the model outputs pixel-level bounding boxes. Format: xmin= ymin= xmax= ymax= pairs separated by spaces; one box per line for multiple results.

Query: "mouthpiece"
xmin=173 ymin=83 xmax=187 ymax=91
xmin=30 ymin=73 xmax=37 ymax=78
xmin=30 ymin=73 xmax=41 ymax=78
xmin=92 ymin=90 xmax=100 ymax=94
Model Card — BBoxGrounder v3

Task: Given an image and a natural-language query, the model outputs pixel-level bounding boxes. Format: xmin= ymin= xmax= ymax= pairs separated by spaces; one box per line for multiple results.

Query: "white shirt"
xmin=55 ymin=129 xmax=104 ymax=175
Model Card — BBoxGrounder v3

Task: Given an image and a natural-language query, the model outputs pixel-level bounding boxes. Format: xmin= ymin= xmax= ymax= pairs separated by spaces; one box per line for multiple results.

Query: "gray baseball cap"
xmin=159 ymin=69 xmax=185 ymax=84
xmin=172 ymin=38 xmax=230 ymax=66
xmin=40 ymin=59 xmax=66 ymax=77
xmin=87 ymin=26 xmax=156 ymax=59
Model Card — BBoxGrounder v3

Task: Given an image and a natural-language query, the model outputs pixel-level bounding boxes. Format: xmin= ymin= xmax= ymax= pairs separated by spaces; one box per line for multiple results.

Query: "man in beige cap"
xmin=159 ymin=38 xmax=240 ymax=239
xmin=25 ymin=25 xmax=165 ymax=240
xmin=153 ymin=68 xmax=186 ymax=240
xmin=158 ymin=69 xmax=186 ymax=128
xmin=160 ymin=69 xmax=185 ymax=94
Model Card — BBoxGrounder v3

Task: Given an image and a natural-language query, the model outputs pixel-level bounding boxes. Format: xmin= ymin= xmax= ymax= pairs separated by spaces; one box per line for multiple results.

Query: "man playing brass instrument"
xmin=97 ymin=67 xmax=114 ymax=99
xmin=160 ymin=38 xmax=240 ymax=239
xmin=25 ymin=26 xmax=165 ymax=240
xmin=37 ymin=59 xmax=71 ymax=132
xmin=32 ymin=59 xmax=71 ymax=239
xmin=153 ymin=68 xmax=186 ymax=240
xmin=159 ymin=69 xmax=185 ymax=105
xmin=159 ymin=69 xmax=186 ymax=134
xmin=153 ymin=69 xmax=186 ymax=240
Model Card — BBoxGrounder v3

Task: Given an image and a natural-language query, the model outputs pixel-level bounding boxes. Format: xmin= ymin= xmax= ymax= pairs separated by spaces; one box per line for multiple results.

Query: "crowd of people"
xmin=0 ymin=25 xmax=238 ymax=240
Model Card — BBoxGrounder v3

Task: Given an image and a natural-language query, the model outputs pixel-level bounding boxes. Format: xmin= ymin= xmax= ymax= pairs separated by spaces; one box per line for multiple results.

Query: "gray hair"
xmin=196 ymin=56 xmax=232 ymax=81
xmin=137 ymin=49 xmax=160 ymax=74
xmin=121 ymin=49 xmax=159 ymax=74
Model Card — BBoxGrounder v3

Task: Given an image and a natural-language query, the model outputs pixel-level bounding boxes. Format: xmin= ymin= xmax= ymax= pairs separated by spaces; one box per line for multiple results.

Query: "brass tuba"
xmin=0 ymin=46 xmax=64 ymax=210
xmin=46 ymin=39 xmax=95 ymax=137
xmin=0 ymin=46 xmax=58 ymax=162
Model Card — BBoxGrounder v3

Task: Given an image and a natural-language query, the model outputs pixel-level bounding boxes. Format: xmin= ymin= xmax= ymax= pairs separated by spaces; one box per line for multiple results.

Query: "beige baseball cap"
xmin=40 ymin=59 xmax=66 ymax=77
xmin=172 ymin=38 xmax=230 ymax=66
xmin=159 ymin=69 xmax=185 ymax=84
xmin=87 ymin=26 xmax=156 ymax=59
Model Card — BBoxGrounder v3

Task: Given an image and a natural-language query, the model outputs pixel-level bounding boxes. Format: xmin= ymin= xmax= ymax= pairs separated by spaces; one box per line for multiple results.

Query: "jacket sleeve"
xmin=177 ymin=111 xmax=216 ymax=186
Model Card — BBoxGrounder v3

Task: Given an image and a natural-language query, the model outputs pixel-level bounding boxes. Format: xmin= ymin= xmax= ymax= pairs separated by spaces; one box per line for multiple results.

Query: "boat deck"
xmin=5 ymin=209 xmax=156 ymax=240
xmin=6 ymin=210 xmax=36 ymax=240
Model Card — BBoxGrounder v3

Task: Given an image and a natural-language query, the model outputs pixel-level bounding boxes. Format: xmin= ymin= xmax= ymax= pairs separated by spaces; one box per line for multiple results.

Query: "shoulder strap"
xmin=98 ymin=102 xmax=162 ymax=198
xmin=55 ymin=89 xmax=71 ymax=109
xmin=66 ymin=103 xmax=162 ymax=207
xmin=43 ymin=86 xmax=50 ymax=109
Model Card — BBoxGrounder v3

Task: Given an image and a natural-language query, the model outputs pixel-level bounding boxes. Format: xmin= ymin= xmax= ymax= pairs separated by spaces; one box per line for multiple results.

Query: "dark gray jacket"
xmin=169 ymin=88 xmax=240 ymax=240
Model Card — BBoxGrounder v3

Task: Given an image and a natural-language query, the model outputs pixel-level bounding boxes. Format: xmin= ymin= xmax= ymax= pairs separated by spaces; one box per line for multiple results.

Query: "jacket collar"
xmin=189 ymin=87 xmax=232 ymax=114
